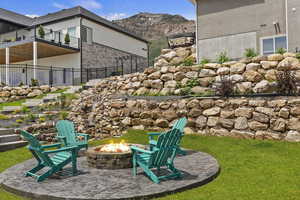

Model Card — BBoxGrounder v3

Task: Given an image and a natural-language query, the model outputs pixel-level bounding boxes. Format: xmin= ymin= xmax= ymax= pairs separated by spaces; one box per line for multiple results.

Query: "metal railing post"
xmin=86 ymin=68 xmax=89 ymax=82
xmin=50 ymin=66 xmax=53 ymax=87
xmin=105 ymin=67 xmax=107 ymax=78
xmin=72 ymin=68 xmax=74 ymax=86
xmin=25 ymin=64 xmax=28 ymax=85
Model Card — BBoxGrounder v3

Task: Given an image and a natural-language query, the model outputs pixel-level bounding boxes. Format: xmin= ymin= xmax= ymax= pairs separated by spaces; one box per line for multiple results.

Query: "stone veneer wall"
xmin=81 ymin=42 xmax=148 ymax=80
xmin=70 ymin=91 xmax=300 ymax=142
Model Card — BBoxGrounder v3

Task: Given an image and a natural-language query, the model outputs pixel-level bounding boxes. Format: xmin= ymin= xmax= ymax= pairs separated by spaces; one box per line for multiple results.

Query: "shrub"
xmin=21 ymin=106 xmax=30 ymax=114
xmin=38 ymin=26 xmax=45 ymax=38
xmin=296 ymin=53 xmax=300 ymax=60
xmin=39 ymin=117 xmax=46 ymax=122
xmin=276 ymin=69 xmax=297 ymax=95
xmin=276 ymin=48 xmax=287 ymax=55
xmin=182 ymin=57 xmax=195 ymax=66
xmin=30 ymin=79 xmax=39 ymax=87
xmin=215 ymin=75 xmax=235 ymax=97
xmin=0 ymin=114 xmax=9 ymax=120
xmin=200 ymin=58 xmax=211 ymax=65
xmin=26 ymin=113 xmax=37 ymax=122
xmin=217 ymin=51 xmax=230 ymax=64
xmin=186 ymin=78 xmax=200 ymax=88
xmin=16 ymin=119 xmax=24 ymax=124
xmin=244 ymin=48 xmax=258 ymax=58
xmin=180 ymin=87 xmax=192 ymax=96
xmin=59 ymin=111 xmax=69 ymax=120
xmin=18 ymin=82 xmax=24 ymax=87
xmin=64 ymin=33 xmax=70 ymax=44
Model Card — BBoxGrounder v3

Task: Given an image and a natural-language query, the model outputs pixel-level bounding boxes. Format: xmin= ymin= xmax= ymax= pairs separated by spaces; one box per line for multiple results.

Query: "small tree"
xmin=217 ymin=51 xmax=230 ymax=64
xmin=64 ymin=33 xmax=70 ymax=45
xmin=276 ymin=48 xmax=287 ymax=55
xmin=38 ymin=26 xmax=45 ymax=39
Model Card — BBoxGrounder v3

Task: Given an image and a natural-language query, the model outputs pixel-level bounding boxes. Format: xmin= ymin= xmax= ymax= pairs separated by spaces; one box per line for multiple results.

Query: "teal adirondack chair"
xmin=56 ymin=120 xmax=89 ymax=151
xmin=148 ymin=117 xmax=187 ymax=155
xmin=131 ymin=129 xmax=183 ymax=183
xmin=20 ymin=130 xmax=78 ymax=182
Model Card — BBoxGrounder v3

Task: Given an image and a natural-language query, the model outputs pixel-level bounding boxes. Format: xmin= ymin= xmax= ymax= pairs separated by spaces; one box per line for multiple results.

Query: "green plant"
xmin=64 ymin=33 xmax=70 ymax=44
xmin=21 ymin=106 xmax=30 ymax=114
xmin=59 ymin=111 xmax=68 ymax=120
xmin=276 ymin=48 xmax=287 ymax=55
xmin=276 ymin=69 xmax=297 ymax=95
xmin=39 ymin=116 xmax=46 ymax=122
xmin=15 ymin=119 xmax=23 ymax=124
xmin=0 ymin=114 xmax=9 ymax=120
xmin=186 ymin=78 xmax=200 ymax=88
xmin=181 ymin=57 xmax=195 ymax=66
xmin=296 ymin=53 xmax=300 ymax=60
xmin=30 ymin=79 xmax=39 ymax=87
xmin=215 ymin=75 xmax=235 ymax=97
xmin=18 ymin=82 xmax=24 ymax=87
xmin=200 ymin=58 xmax=211 ymax=65
xmin=244 ymin=48 xmax=258 ymax=58
xmin=217 ymin=51 xmax=230 ymax=64
xmin=38 ymin=25 xmax=45 ymax=38
xmin=180 ymin=87 xmax=192 ymax=96
xmin=26 ymin=113 xmax=37 ymax=122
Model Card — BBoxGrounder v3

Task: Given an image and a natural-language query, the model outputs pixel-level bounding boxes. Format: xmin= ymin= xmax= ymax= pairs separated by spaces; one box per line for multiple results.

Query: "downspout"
xmin=285 ymin=0 xmax=289 ymax=51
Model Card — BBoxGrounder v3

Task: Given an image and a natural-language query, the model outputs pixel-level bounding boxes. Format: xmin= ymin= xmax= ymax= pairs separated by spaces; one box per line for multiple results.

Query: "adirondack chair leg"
xmin=144 ymin=168 xmax=160 ymax=184
xmin=26 ymin=164 xmax=44 ymax=177
xmin=71 ymin=151 xmax=78 ymax=175
xmin=132 ymin=152 xmax=137 ymax=176
xmin=177 ymin=148 xmax=187 ymax=156
xmin=168 ymin=164 xmax=182 ymax=179
xmin=37 ymin=169 xmax=55 ymax=182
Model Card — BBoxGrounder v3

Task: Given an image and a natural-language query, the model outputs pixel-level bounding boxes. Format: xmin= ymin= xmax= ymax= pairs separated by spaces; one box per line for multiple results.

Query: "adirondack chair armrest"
xmin=56 ymin=136 xmax=67 ymax=144
xmin=44 ymin=146 xmax=78 ymax=154
xmin=147 ymin=132 xmax=162 ymax=140
xmin=131 ymin=146 xmax=154 ymax=154
xmin=41 ymin=143 xmax=62 ymax=150
xmin=77 ymin=133 xmax=89 ymax=141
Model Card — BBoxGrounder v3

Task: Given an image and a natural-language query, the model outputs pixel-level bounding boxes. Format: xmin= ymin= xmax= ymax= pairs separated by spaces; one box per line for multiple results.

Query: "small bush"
xmin=26 ymin=113 xmax=37 ymax=122
xmin=186 ymin=78 xmax=200 ymax=88
xmin=244 ymin=48 xmax=258 ymax=58
xmin=18 ymin=82 xmax=24 ymax=87
xmin=16 ymin=119 xmax=24 ymax=124
xmin=64 ymin=33 xmax=70 ymax=44
xmin=217 ymin=51 xmax=230 ymax=64
xmin=200 ymin=58 xmax=211 ymax=65
xmin=38 ymin=26 xmax=45 ymax=38
xmin=0 ymin=114 xmax=9 ymax=120
xmin=21 ymin=106 xmax=30 ymax=114
xmin=276 ymin=48 xmax=287 ymax=55
xmin=59 ymin=111 xmax=69 ymax=120
xmin=180 ymin=87 xmax=192 ymax=96
xmin=30 ymin=79 xmax=39 ymax=87
xmin=182 ymin=57 xmax=195 ymax=66
xmin=39 ymin=117 xmax=46 ymax=122
xmin=215 ymin=75 xmax=235 ymax=97
xmin=296 ymin=53 xmax=300 ymax=60
xmin=276 ymin=69 xmax=297 ymax=95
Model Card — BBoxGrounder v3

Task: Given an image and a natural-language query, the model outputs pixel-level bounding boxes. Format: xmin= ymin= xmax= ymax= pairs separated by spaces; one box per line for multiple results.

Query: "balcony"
xmin=0 ymin=27 xmax=80 ymax=50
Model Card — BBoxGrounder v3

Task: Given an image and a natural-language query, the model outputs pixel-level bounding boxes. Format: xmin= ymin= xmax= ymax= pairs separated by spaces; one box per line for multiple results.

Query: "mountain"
xmin=113 ymin=13 xmax=195 ymax=65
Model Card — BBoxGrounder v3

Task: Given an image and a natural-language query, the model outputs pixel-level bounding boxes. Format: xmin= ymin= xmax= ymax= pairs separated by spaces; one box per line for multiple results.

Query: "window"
xmin=67 ymin=27 xmax=76 ymax=37
xmin=81 ymin=26 xmax=93 ymax=44
xmin=262 ymin=35 xmax=287 ymax=55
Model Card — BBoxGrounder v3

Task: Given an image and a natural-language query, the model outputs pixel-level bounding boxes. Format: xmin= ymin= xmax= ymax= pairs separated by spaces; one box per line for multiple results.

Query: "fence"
xmin=0 ymin=63 xmax=146 ymax=87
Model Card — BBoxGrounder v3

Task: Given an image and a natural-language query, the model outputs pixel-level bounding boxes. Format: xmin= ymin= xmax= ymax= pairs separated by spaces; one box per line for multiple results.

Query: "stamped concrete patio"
xmin=0 ymin=150 xmax=219 ymax=200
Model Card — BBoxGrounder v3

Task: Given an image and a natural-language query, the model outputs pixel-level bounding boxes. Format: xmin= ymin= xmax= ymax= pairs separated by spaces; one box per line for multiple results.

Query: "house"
xmin=0 ymin=6 xmax=149 ymax=86
xmin=188 ymin=0 xmax=300 ymax=62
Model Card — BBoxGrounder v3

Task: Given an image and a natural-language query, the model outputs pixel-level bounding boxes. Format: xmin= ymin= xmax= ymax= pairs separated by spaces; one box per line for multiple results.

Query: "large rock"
xmin=253 ymin=80 xmax=270 ymax=93
xmin=288 ymin=118 xmax=300 ymax=131
xmin=236 ymin=82 xmax=252 ymax=94
xmin=174 ymin=72 xmax=186 ymax=81
xmin=155 ymin=119 xmax=169 ymax=128
xmin=186 ymin=71 xmax=198 ymax=79
xmin=203 ymin=107 xmax=221 ymax=116
xmin=219 ymin=118 xmax=234 ymax=129
xmin=217 ymin=67 xmax=230 ymax=75
xmin=261 ymin=61 xmax=278 ymax=69
xmin=267 ymin=54 xmax=284 ymax=61
xmin=230 ymin=74 xmax=244 ymax=83
xmin=279 ymin=108 xmax=289 ymax=119
xmin=255 ymin=107 xmax=275 ymax=116
xmin=164 ymin=80 xmax=177 ymax=88
xmin=175 ymin=47 xmax=191 ymax=58
xmin=253 ymin=112 xmax=269 ymax=123
xmin=230 ymin=63 xmax=246 ymax=74
xmin=148 ymin=71 xmax=161 ymax=80
xmin=249 ymin=121 xmax=268 ymax=130
xmin=235 ymin=107 xmax=253 ymax=118
xmin=243 ymin=70 xmax=263 ymax=82
xmin=277 ymin=57 xmax=300 ymax=70
xmin=265 ymin=69 xmax=277 ymax=81
xmin=203 ymin=63 xmax=221 ymax=69
xmin=151 ymin=80 xmax=163 ymax=89
xmin=199 ymin=69 xmax=216 ymax=78
xmin=234 ymin=117 xmax=248 ymax=130
xmin=154 ymin=58 xmax=169 ymax=67
xmin=195 ymin=116 xmax=207 ymax=129
xmin=188 ymin=108 xmax=203 ymax=118
xmin=231 ymin=130 xmax=254 ymax=139
xmin=246 ymin=63 xmax=261 ymax=71
xmin=162 ymin=51 xmax=177 ymax=61
xmin=27 ymin=89 xmax=43 ymax=97
xmin=160 ymin=73 xmax=174 ymax=82
xmin=207 ymin=117 xmax=219 ymax=127
xmin=221 ymin=110 xmax=235 ymax=118
xmin=285 ymin=131 xmax=300 ymax=142
xmin=271 ymin=118 xmax=286 ymax=132
xmin=191 ymin=86 xmax=213 ymax=94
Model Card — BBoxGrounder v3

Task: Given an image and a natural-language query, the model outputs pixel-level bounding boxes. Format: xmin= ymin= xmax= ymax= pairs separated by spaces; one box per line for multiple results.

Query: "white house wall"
xmin=14 ymin=53 xmax=80 ymax=69
xmin=82 ymin=18 xmax=148 ymax=58
xmin=44 ymin=17 xmax=81 ymax=38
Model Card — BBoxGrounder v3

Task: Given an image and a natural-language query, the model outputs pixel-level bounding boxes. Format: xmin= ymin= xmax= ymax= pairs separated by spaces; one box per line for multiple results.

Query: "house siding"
xmin=196 ymin=0 xmax=286 ymax=60
xmin=287 ymin=0 xmax=300 ymax=52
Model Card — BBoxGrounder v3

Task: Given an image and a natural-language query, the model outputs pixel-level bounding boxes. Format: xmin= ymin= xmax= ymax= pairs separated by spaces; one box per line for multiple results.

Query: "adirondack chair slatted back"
xmin=172 ymin=117 xmax=187 ymax=133
xmin=56 ymin=120 xmax=77 ymax=145
xmin=20 ymin=130 xmax=54 ymax=167
xmin=151 ymin=129 xmax=182 ymax=167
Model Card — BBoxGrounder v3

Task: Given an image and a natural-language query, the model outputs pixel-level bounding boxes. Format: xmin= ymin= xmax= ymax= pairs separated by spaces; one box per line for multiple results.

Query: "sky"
xmin=0 ymin=0 xmax=196 ymax=21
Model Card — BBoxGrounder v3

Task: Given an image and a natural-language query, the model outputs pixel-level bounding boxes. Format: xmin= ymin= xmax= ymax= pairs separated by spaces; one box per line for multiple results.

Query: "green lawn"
xmin=1 ymin=130 xmax=300 ymax=200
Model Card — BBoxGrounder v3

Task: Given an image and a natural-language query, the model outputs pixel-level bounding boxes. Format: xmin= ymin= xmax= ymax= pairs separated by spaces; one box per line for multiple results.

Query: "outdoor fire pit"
xmin=86 ymin=142 xmax=144 ymax=170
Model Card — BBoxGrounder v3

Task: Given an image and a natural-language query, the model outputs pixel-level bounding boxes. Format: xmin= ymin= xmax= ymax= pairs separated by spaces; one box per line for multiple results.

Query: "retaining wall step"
xmin=0 ymin=134 xmax=21 ymax=143
xmin=0 ymin=141 xmax=28 ymax=152
xmin=1 ymin=106 xmax=22 ymax=114
xmin=0 ymin=128 xmax=15 ymax=136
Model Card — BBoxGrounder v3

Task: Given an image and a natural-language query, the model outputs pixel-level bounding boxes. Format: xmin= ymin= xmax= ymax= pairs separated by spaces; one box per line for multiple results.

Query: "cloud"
xmin=53 ymin=2 xmax=68 ymax=9
xmin=74 ymin=0 xmax=102 ymax=10
xmin=25 ymin=14 xmax=39 ymax=18
xmin=104 ymin=13 xmax=128 ymax=21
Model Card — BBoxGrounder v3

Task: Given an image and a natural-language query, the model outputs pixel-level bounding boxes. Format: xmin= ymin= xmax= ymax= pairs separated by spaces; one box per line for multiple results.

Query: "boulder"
xmin=195 ymin=116 xmax=207 ymax=129
xmin=253 ymin=112 xmax=269 ymax=123
xmin=236 ymin=82 xmax=252 ymax=94
xmin=235 ymin=107 xmax=253 ymax=118
xmin=252 ymin=55 xmax=267 ymax=63
xmin=265 ymin=69 xmax=277 ymax=81
xmin=191 ymin=86 xmax=213 ymax=94
xmin=162 ymin=51 xmax=177 ymax=61
xmin=203 ymin=107 xmax=221 ymax=116
xmin=203 ymin=63 xmax=221 ymax=69
xmin=230 ymin=63 xmax=246 ymax=74
xmin=243 ymin=70 xmax=263 ymax=82
xmin=285 ymin=130 xmax=300 ymax=142
xmin=165 ymin=80 xmax=177 ymax=88
xmin=249 ymin=121 xmax=268 ymax=130
xmin=221 ymin=110 xmax=235 ymax=118
xmin=279 ymin=108 xmax=289 ymax=119
xmin=217 ymin=67 xmax=230 ymax=75
xmin=231 ymin=130 xmax=254 ymax=139
xmin=230 ymin=74 xmax=244 ymax=83
xmin=207 ymin=117 xmax=219 ymax=127
xmin=199 ymin=69 xmax=216 ymax=77
xmin=234 ymin=117 xmax=248 ymax=130
xmin=246 ymin=63 xmax=261 ymax=71
xmin=151 ymin=80 xmax=163 ymax=89
xmin=288 ymin=118 xmax=300 ymax=131
xmin=219 ymin=118 xmax=234 ymax=129
xmin=155 ymin=119 xmax=169 ymax=128
xmin=154 ymin=58 xmax=169 ymax=67
xmin=253 ymin=80 xmax=270 ymax=93
xmin=188 ymin=108 xmax=203 ymax=118
xmin=277 ymin=57 xmax=300 ymax=70
xmin=271 ymin=118 xmax=286 ymax=132
xmin=174 ymin=72 xmax=186 ymax=81
xmin=261 ymin=61 xmax=278 ymax=69
xmin=148 ymin=71 xmax=161 ymax=79
xmin=267 ymin=53 xmax=284 ymax=61
xmin=27 ymin=89 xmax=43 ymax=97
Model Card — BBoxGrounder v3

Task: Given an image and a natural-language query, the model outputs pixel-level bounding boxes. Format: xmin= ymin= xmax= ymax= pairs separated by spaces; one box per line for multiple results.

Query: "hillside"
xmin=114 ymin=13 xmax=195 ymax=65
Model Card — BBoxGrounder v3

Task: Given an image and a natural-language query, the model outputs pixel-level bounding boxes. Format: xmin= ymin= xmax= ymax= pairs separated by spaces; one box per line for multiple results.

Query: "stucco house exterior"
xmin=0 ymin=6 xmax=148 ymax=86
xmin=188 ymin=0 xmax=300 ymax=62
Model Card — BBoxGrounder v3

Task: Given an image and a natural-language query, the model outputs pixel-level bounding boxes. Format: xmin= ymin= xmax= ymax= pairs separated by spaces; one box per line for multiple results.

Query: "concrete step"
xmin=0 ymin=141 xmax=28 ymax=152
xmin=1 ymin=106 xmax=22 ymax=114
xmin=43 ymin=93 xmax=62 ymax=103
xmin=0 ymin=134 xmax=21 ymax=143
xmin=0 ymin=128 xmax=15 ymax=136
